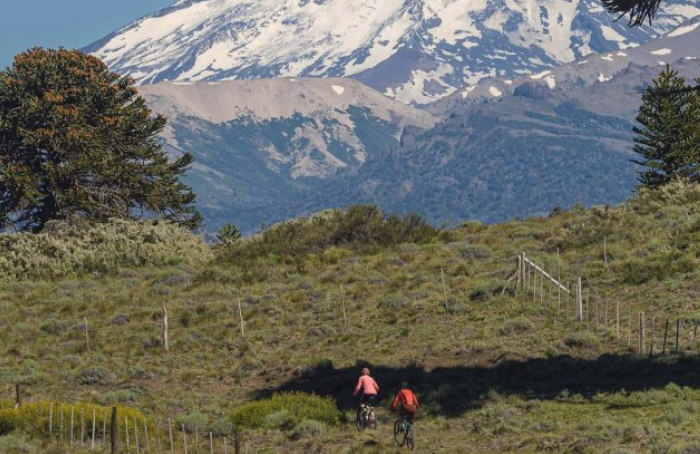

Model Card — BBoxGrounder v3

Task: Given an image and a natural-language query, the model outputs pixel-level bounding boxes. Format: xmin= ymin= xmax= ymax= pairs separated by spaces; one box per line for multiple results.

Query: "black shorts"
xmin=360 ymin=394 xmax=377 ymax=406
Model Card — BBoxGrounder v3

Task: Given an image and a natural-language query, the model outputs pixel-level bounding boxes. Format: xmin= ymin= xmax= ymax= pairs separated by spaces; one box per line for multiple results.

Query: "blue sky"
xmin=0 ymin=0 xmax=174 ymax=67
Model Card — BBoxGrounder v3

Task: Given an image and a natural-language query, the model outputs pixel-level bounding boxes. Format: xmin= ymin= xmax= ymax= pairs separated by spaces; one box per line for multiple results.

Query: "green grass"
xmin=4 ymin=182 xmax=700 ymax=452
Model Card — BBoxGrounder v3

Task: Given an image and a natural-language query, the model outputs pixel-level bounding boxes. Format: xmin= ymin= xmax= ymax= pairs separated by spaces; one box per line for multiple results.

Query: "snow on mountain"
xmin=429 ymin=17 xmax=700 ymax=115
xmin=87 ymin=0 xmax=700 ymax=105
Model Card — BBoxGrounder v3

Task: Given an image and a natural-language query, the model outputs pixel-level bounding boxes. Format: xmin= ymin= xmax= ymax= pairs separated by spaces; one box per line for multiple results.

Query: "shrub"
xmin=229 ymin=392 xmax=341 ymax=430
xmin=176 ymin=412 xmax=209 ymax=433
xmin=621 ymin=252 xmax=695 ymax=284
xmin=497 ymin=317 xmax=535 ymax=336
xmin=288 ymin=419 xmax=327 ymax=440
xmin=563 ymin=332 xmax=599 ymax=348
xmin=0 ymin=219 xmax=212 ymax=282
xmin=447 ymin=243 xmax=492 ymax=261
xmin=218 ymin=205 xmax=441 ymax=260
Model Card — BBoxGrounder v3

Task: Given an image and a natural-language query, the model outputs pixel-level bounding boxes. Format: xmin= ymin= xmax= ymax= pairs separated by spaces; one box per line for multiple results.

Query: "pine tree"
xmin=0 ymin=48 xmax=202 ymax=232
xmin=632 ymin=65 xmax=700 ymax=188
xmin=601 ymin=0 xmax=663 ymax=26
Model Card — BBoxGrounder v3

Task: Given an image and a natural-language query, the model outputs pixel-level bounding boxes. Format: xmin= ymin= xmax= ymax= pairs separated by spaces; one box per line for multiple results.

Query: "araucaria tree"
xmin=0 ymin=48 xmax=202 ymax=232
xmin=632 ymin=65 xmax=700 ymax=188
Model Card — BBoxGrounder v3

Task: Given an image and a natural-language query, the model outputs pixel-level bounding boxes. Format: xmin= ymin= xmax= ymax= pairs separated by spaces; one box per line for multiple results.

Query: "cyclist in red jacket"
xmin=390 ymin=382 xmax=419 ymax=423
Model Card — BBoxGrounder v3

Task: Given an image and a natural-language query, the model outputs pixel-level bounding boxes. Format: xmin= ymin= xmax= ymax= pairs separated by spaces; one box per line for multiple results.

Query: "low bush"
xmin=621 ymin=252 xmax=695 ymax=285
xmin=563 ymin=332 xmax=599 ymax=348
xmin=497 ymin=317 xmax=535 ymax=336
xmin=219 ymin=205 xmax=442 ymax=260
xmin=0 ymin=219 xmax=212 ymax=282
xmin=229 ymin=392 xmax=341 ymax=430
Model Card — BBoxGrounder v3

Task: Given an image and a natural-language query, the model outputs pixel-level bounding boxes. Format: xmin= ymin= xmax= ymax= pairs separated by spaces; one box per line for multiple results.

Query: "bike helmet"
xmin=400 ymin=381 xmax=408 ymax=389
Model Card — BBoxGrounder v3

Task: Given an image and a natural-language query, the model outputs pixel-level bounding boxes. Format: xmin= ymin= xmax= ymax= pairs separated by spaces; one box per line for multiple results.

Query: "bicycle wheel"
xmin=405 ymin=424 xmax=415 ymax=450
xmin=356 ymin=408 xmax=365 ymax=431
xmin=368 ymin=408 xmax=377 ymax=429
xmin=393 ymin=420 xmax=404 ymax=446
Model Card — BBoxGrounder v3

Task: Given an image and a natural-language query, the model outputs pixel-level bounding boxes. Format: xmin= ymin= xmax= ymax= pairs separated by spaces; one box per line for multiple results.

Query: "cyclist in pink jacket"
xmin=353 ymin=367 xmax=379 ymax=408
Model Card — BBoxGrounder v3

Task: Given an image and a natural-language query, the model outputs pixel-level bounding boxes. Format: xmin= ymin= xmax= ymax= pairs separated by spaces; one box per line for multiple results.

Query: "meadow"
xmin=3 ymin=182 xmax=700 ymax=453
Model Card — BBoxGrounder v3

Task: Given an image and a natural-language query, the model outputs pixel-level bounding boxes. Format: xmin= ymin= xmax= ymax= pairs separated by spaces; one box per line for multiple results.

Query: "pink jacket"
xmin=354 ymin=375 xmax=379 ymax=396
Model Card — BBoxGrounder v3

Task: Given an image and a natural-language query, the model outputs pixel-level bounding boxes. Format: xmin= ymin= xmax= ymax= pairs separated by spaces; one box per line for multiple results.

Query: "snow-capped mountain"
xmin=86 ymin=0 xmax=700 ymax=105
xmin=138 ymin=19 xmax=700 ymax=231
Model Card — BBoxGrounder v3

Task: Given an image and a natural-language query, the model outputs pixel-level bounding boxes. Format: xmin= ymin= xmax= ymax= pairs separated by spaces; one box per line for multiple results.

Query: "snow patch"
xmin=530 ymin=70 xmax=552 ymax=80
xmin=461 ymin=86 xmax=476 ymax=99
xmin=601 ymin=54 xmax=614 ymax=61
xmin=489 ymin=86 xmax=503 ymax=97
xmin=331 ymin=85 xmax=345 ymax=96
xmin=598 ymin=73 xmax=612 ymax=83
xmin=651 ymin=48 xmax=672 ymax=55
xmin=543 ymin=74 xmax=556 ymax=89
xmin=668 ymin=22 xmax=700 ymax=37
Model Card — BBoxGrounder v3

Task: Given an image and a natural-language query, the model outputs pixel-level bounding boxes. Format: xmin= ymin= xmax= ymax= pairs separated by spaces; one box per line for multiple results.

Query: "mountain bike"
xmin=393 ymin=414 xmax=415 ymax=450
xmin=356 ymin=397 xmax=377 ymax=430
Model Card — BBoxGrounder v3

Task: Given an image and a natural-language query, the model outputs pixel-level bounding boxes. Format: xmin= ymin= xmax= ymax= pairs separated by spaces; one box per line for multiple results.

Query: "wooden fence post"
xmin=144 ymin=417 xmax=151 ymax=453
xmin=110 ymin=407 xmax=117 ymax=454
xmin=84 ymin=317 xmax=90 ymax=352
xmin=156 ymin=418 xmax=163 ymax=454
xmin=517 ymin=254 xmax=523 ymax=294
xmin=540 ymin=264 xmax=544 ymax=303
xmin=676 ymin=319 xmax=681 ymax=353
xmin=125 ymin=416 xmax=130 ymax=452
xmin=339 ymin=285 xmax=348 ymax=326
xmin=441 ymin=269 xmax=449 ymax=309
xmin=234 ymin=431 xmax=241 ymax=454
xmin=694 ymin=322 xmax=699 ymax=352
xmin=49 ymin=402 xmax=54 ymax=437
xmin=14 ymin=384 xmax=21 ymax=408
xmin=209 ymin=431 xmax=214 ymax=454
xmin=557 ymin=248 xmax=562 ymax=311
xmin=237 ymin=298 xmax=245 ymax=336
xmin=162 ymin=305 xmax=169 ymax=351
xmin=576 ymin=278 xmax=583 ymax=322
xmin=182 ymin=424 xmax=188 ymax=454
xmin=650 ymin=317 xmax=655 ymax=357
xmin=70 ymin=406 xmax=75 ymax=446
xmin=662 ymin=319 xmax=669 ymax=354
xmin=604 ymin=236 xmax=609 ymax=268
xmin=81 ymin=408 xmax=85 ymax=446
xmin=103 ymin=409 xmax=107 ymax=451
xmin=195 ymin=426 xmax=199 ymax=454
xmin=134 ymin=416 xmax=140 ymax=454
xmin=168 ymin=418 xmax=174 ymax=454
xmin=91 ymin=409 xmax=96 ymax=451
xmin=639 ymin=312 xmax=645 ymax=355
xmin=616 ymin=301 xmax=621 ymax=339
xmin=60 ymin=404 xmax=64 ymax=442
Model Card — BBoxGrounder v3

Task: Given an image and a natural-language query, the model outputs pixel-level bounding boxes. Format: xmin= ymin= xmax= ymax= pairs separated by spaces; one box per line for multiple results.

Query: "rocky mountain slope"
xmin=138 ymin=77 xmax=437 ymax=230
xmin=263 ymin=24 xmax=700 ymax=227
xmin=87 ymin=0 xmax=700 ymax=105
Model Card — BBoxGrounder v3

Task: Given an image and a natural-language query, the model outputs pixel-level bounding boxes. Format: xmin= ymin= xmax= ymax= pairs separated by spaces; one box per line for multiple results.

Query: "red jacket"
xmin=391 ymin=389 xmax=419 ymax=410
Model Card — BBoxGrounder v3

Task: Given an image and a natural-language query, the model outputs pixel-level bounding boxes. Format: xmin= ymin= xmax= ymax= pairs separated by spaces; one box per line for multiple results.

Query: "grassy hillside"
xmin=4 ymin=182 xmax=700 ymax=453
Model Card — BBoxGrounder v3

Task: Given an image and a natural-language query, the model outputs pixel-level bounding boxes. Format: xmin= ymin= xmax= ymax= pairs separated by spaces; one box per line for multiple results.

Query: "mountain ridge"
xmin=87 ymin=0 xmax=700 ymax=105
